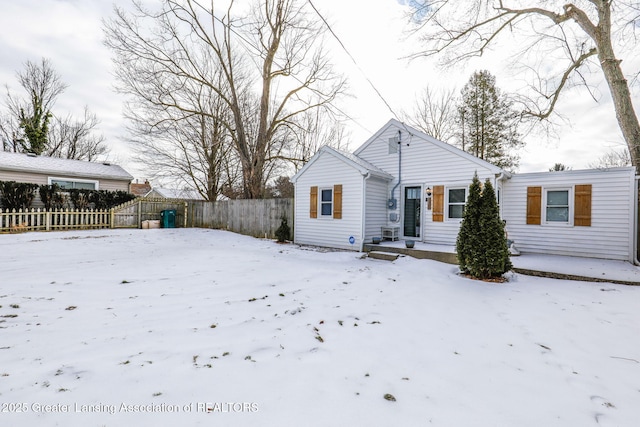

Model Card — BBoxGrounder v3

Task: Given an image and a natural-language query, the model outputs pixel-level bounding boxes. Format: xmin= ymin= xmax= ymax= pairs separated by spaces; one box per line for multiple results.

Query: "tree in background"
xmin=549 ymin=163 xmax=571 ymax=172
xmin=406 ymin=1 xmax=640 ymax=167
xmin=456 ymin=174 xmax=511 ymax=280
xmin=457 ymin=70 xmax=522 ymax=171
xmin=1 ymin=58 xmax=108 ymax=160
xmin=404 ymin=87 xmax=457 ymax=144
xmin=5 ymin=59 xmax=65 ymax=155
xmin=104 ymin=0 xmax=346 ymax=199
xmin=588 ymin=149 xmax=631 ymax=169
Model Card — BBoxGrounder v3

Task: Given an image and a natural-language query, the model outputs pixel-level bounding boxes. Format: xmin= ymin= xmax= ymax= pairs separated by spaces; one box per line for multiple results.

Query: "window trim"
xmin=319 ymin=187 xmax=333 ymax=218
xmin=543 ymin=187 xmax=573 ymax=226
xmin=48 ymin=177 xmax=99 ymax=190
xmin=446 ymin=187 xmax=466 ymax=221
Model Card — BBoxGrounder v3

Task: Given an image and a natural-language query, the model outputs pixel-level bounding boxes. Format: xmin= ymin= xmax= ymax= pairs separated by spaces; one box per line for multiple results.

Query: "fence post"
xmin=110 ymin=208 xmax=114 ymax=229
xmin=184 ymin=201 xmax=188 ymax=228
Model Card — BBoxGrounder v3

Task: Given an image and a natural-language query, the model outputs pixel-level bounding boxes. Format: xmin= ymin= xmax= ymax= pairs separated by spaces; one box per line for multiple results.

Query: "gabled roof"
xmin=354 ymin=118 xmax=507 ymax=176
xmin=0 ymin=151 xmax=133 ymax=181
xmin=290 ymin=145 xmax=394 ymax=183
xmin=149 ymin=187 xmax=206 ymax=200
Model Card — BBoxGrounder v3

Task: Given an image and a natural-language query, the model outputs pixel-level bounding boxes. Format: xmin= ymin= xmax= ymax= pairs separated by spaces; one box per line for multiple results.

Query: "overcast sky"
xmin=1 ymin=0 xmax=637 ymax=181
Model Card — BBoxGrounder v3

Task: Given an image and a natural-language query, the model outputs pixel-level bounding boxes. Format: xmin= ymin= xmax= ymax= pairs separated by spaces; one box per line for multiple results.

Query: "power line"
xmin=306 ymin=0 xmax=401 ymax=120
xmin=188 ymin=0 xmax=370 ymax=135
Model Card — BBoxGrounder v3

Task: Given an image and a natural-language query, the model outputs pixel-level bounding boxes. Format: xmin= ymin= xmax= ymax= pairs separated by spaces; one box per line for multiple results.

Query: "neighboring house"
xmin=291 ymin=119 xmax=638 ymax=263
xmin=0 ymin=151 xmax=133 ymax=208
xmin=130 ymin=180 xmax=153 ymax=197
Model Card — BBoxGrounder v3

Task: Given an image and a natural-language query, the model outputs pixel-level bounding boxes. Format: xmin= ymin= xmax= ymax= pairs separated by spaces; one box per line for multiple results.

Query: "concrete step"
xmin=368 ymin=251 xmax=400 ymax=261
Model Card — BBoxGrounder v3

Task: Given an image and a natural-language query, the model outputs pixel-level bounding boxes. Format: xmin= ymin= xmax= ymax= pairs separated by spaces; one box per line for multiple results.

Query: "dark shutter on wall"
xmin=526 ymin=186 xmax=542 ymax=225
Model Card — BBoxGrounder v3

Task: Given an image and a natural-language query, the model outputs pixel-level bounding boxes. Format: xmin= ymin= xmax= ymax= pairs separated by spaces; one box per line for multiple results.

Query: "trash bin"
xmin=160 ymin=209 xmax=176 ymax=228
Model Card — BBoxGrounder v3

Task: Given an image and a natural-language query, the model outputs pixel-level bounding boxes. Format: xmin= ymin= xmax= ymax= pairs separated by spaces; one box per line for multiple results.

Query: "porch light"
xmin=425 ymin=187 xmax=432 ymax=198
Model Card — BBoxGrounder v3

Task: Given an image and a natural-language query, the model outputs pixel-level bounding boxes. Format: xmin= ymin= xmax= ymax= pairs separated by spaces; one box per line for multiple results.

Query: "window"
xmin=49 ymin=178 xmax=98 ymax=190
xmin=448 ymin=188 xmax=466 ymax=219
xmin=321 ymin=188 xmax=333 ymax=216
xmin=545 ymin=189 xmax=570 ymax=223
xmin=527 ymin=185 xmax=591 ymax=227
xmin=310 ymin=185 xmax=342 ymax=219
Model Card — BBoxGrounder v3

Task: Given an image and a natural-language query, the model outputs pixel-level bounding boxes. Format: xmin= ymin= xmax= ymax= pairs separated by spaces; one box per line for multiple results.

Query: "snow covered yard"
xmin=1 ymin=229 xmax=639 ymax=427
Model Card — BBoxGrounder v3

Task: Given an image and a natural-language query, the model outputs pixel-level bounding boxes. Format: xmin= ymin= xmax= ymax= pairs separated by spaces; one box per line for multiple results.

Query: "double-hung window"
xmin=447 ymin=188 xmax=466 ymax=219
xmin=320 ymin=188 xmax=333 ymax=216
xmin=545 ymin=189 xmax=570 ymax=223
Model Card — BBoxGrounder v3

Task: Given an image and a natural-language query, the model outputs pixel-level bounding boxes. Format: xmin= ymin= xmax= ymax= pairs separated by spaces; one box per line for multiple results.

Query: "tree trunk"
xmin=593 ymin=12 xmax=640 ymax=167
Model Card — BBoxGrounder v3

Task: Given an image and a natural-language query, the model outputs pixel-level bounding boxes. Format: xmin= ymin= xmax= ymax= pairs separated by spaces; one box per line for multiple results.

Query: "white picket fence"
xmin=0 ymin=208 xmax=111 ymax=233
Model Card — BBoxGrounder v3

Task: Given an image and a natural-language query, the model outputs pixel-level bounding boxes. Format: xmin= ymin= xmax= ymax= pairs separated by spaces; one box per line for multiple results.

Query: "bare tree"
xmin=403 ymin=86 xmax=457 ymax=143
xmin=588 ymin=148 xmax=632 ymax=169
xmin=2 ymin=58 xmax=109 ymax=160
xmin=284 ymin=107 xmax=350 ymax=172
xmin=104 ymin=0 xmax=346 ymax=198
xmin=126 ymin=73 xmax=239 ymax=201
xmin=5 ymin=58 xmax=67 ymax=154
xmin=0 ymin=115 xmax=21 ymax=152
xmin=407 ymin=1 xmax=640 ymax=167
xmin=47 ymin=107 xmax=107 ymax=161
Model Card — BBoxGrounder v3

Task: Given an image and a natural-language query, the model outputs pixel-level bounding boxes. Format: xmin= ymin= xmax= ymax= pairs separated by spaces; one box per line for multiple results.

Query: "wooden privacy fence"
xmin=0 ymin=208 xmax=110 ymax=232
xmin=1 ymin=198 xmax=294 ymax=239
xmin=112 ymin=197 xmax=293 ymax=239
xmin=186 ymin=198 xmax=293 ymax=239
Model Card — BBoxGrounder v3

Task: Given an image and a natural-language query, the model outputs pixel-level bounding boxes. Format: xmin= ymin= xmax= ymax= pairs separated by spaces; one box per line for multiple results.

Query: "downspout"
xmin=361 ymin=172 xmax=371 ymax=251
xmin=389 ymin=130 xmax=402 ymax=210
xmin=495 ymin=172 xmax=510 ymax=217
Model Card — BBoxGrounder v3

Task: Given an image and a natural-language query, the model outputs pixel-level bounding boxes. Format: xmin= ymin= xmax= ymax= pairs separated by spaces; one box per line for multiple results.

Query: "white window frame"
xmin=48 ymin=177 xmax=99 ymax=190
xmin=543 ymin=187 xmax=573 ymax=226
xmin=319 ymin=187 xmax=333 ymax=218
xmin=446 ymin=187 xmax=466 ymax=221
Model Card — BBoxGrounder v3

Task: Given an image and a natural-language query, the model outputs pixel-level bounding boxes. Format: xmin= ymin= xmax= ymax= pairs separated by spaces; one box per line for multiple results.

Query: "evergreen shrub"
xmin=456 ymin=174 xmax=512 ymax=280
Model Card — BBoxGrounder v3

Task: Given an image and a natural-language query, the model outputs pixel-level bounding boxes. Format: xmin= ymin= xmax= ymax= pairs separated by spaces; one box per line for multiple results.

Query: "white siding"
xmin=294 ymin=152 xmax=365 ymax=251
xmin=364 ymin=176 xmax=389 ymax=241
xmin=502 ymin=168 xmax=636 ymax=261
xmin=356 ymin=123 xmax=499 ymax=246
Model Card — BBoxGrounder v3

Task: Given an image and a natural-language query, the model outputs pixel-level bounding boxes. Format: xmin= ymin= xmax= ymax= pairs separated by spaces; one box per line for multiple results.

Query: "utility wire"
xmin=188 ymin=0 xmax=370 ymax=135
xmin=306 ymin=0 xmax=401 ymax=120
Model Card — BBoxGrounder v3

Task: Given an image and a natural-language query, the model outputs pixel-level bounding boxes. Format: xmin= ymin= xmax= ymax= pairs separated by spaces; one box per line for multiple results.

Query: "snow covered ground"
xmin=1 ymin=229 xmax=639 ymax=427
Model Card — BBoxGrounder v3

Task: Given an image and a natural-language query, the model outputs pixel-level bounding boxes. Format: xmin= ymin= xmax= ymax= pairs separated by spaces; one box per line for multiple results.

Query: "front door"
xmin=403 ymin=186 xmax=421 ymax=238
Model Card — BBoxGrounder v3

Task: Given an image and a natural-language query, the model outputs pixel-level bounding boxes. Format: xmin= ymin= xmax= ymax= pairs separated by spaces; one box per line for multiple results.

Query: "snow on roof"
xmin=0 ymin=151 xmax=133 ymax=181
xmin=152 ymin=188 xmax=205 ymax=200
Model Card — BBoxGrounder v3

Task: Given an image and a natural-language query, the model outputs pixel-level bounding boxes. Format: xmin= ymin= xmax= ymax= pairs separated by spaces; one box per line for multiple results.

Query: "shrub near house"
xmin=456 ymin=175 xmax=511 ymax=280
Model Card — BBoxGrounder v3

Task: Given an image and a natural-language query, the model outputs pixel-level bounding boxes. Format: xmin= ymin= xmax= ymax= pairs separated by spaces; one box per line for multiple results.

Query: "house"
xmin=0 ymin=151 xmax=133 ymax=192
xmin=130 ymin=180 xmax=153 ymax=197
xmin=291 ymin=119 xmax=639 ymax=264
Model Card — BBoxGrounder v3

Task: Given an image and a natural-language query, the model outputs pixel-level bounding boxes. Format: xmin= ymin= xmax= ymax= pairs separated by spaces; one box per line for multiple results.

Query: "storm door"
xmin=403 ymin=186 xmax=421 ymax=238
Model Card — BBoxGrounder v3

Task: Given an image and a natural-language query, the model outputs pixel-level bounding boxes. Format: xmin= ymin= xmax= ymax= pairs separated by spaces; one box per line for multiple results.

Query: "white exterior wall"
xmin=502 ymin=168 xmax=636 ymax=261
xmin=364 ymin=176 xmax=389 ymax=242
xmin=294 ymin=153 xmax=365 ymax=251
xmin=356 ymin=123 xmax=499 ymax=246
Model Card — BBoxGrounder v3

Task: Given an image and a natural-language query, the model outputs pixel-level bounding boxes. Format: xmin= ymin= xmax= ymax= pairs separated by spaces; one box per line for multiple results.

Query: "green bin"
xmin=160 ymin=209 xmax=176 ymax=228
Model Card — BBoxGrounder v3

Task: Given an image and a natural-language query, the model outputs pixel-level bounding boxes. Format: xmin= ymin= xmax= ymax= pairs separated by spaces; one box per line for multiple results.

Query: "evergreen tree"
xmin=456 ymin=174 xmax=512 ymax=280
xmin=457 ymin=70 xmax=523 ymax=171
xmin=456 ymin=173 xmax=483 ymax=274
xmin=474 ymin=179 xmax=511 ymax=279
